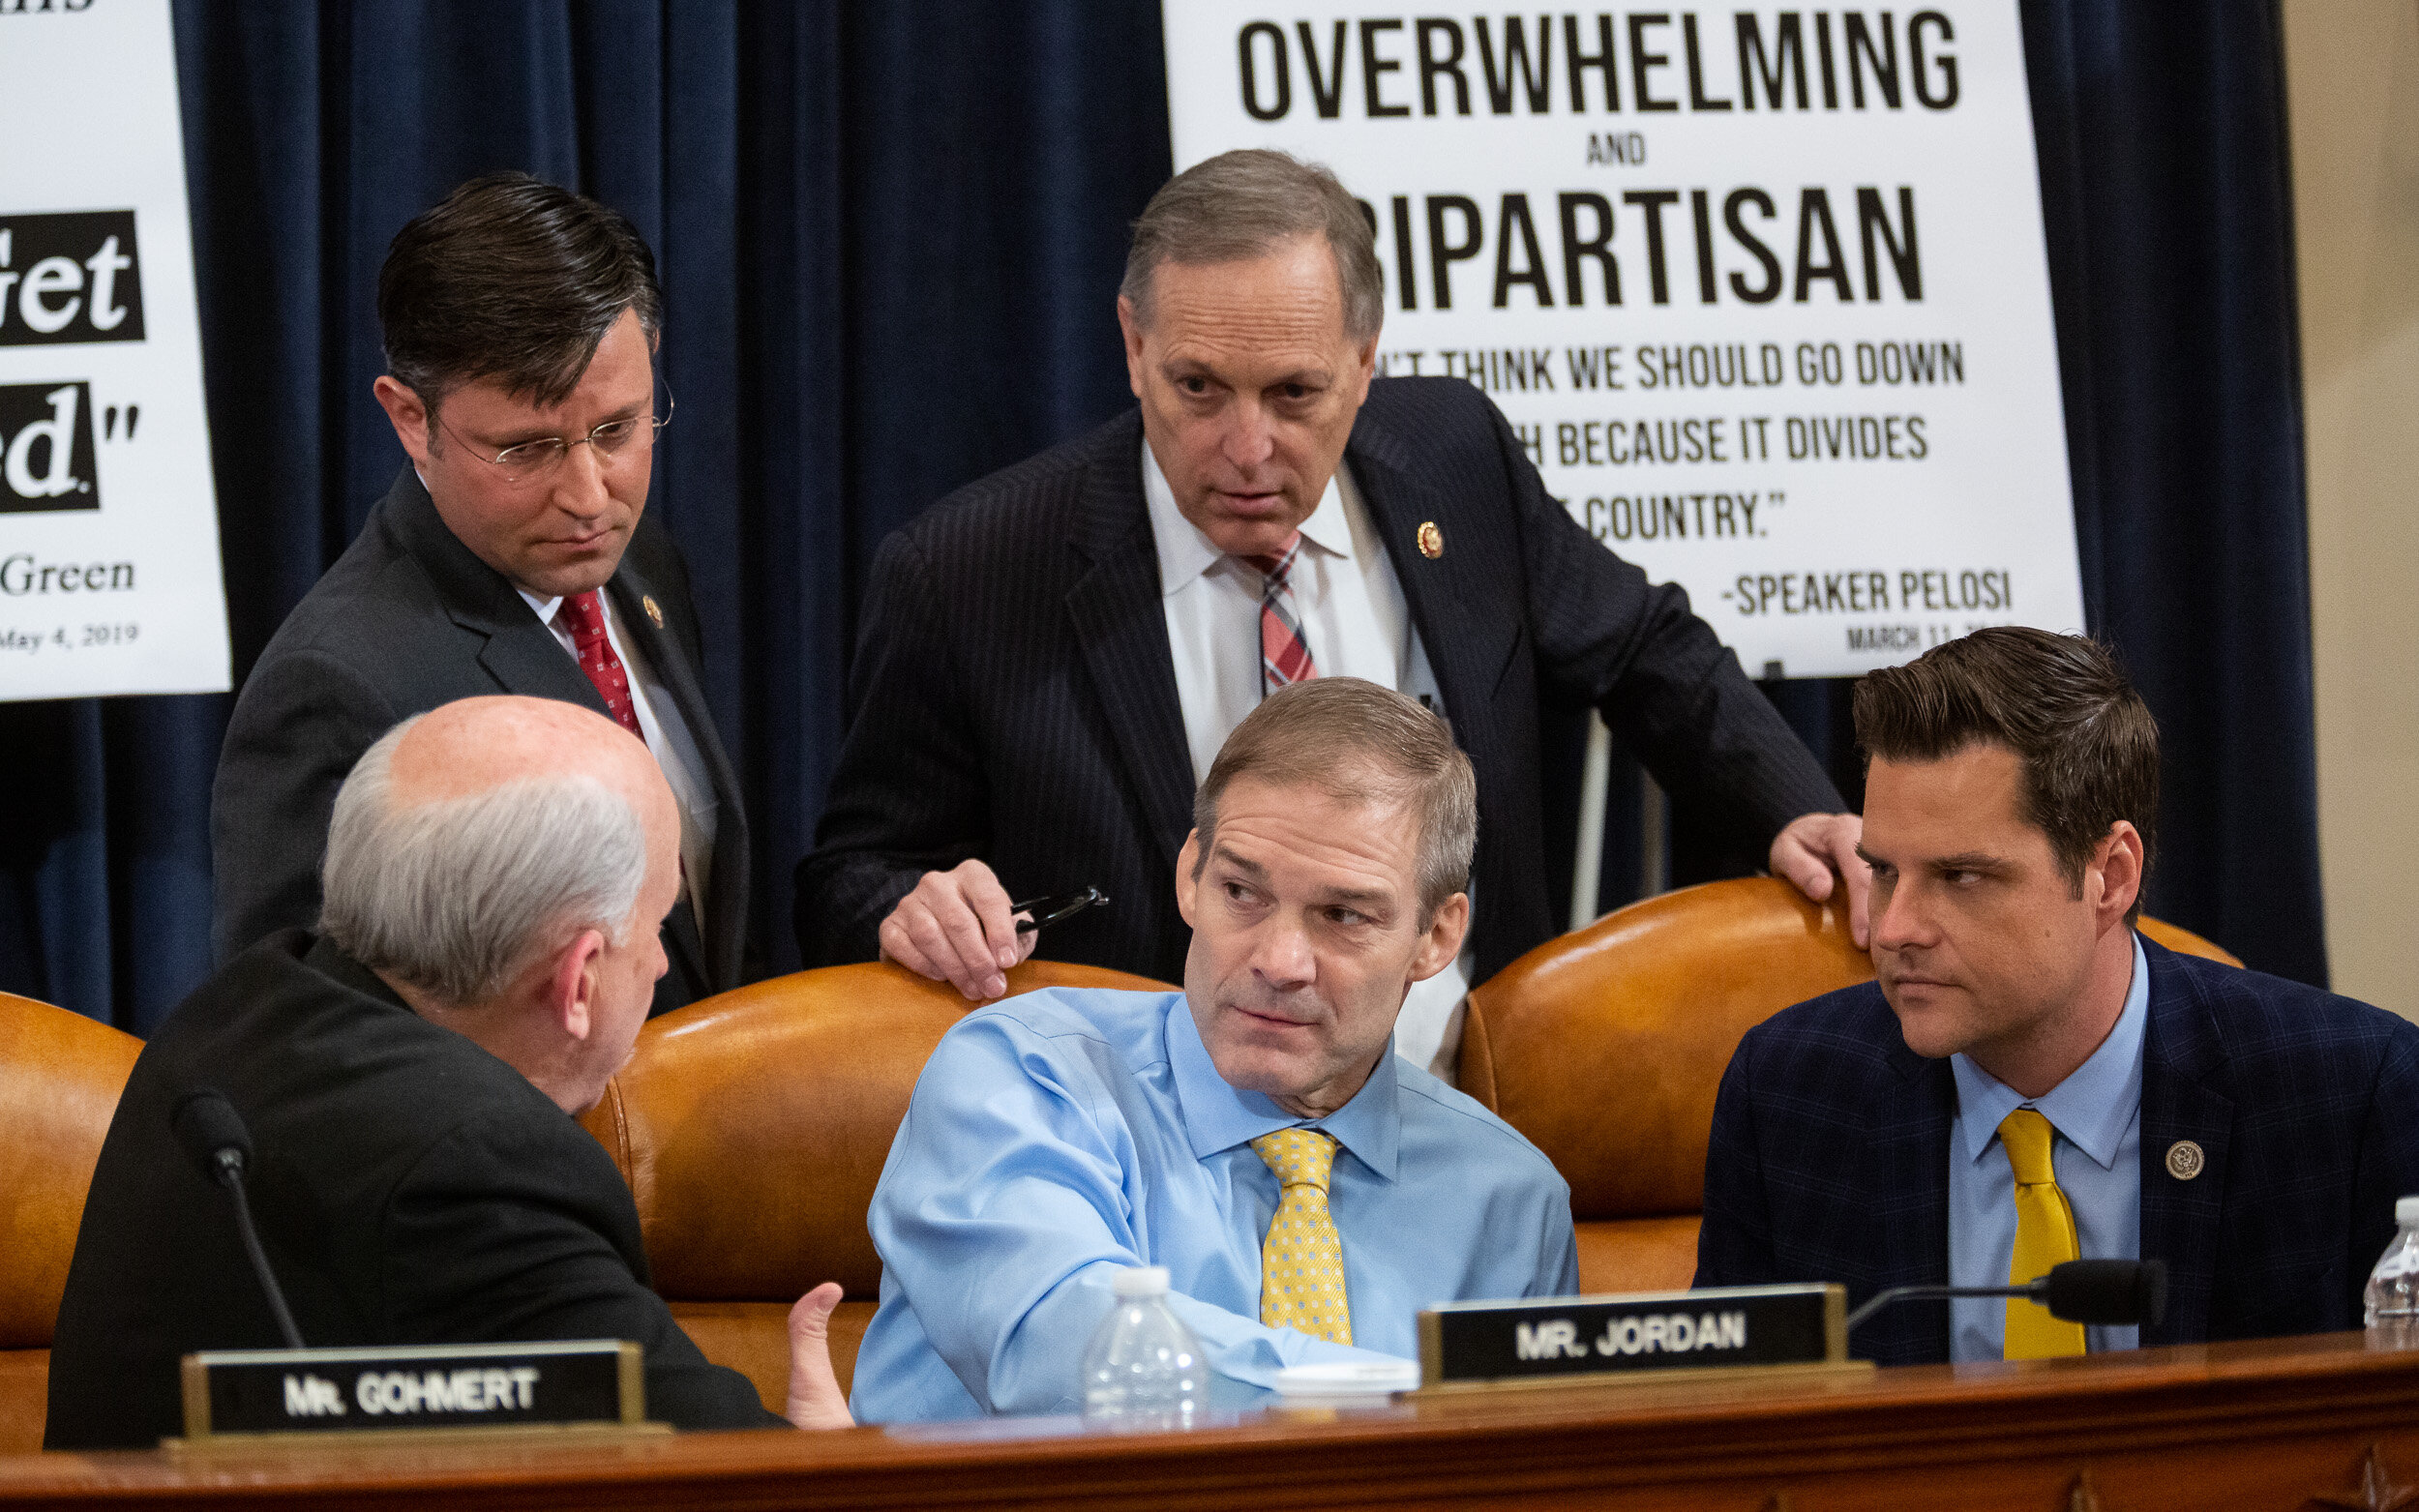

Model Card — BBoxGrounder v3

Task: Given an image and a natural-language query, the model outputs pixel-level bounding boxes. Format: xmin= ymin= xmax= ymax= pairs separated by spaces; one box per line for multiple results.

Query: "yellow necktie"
xmin=1998 ymin=1108 xmax=2086 ymax=1358
xmin=1251 ymin=1127 xmax=1352 ymax=1346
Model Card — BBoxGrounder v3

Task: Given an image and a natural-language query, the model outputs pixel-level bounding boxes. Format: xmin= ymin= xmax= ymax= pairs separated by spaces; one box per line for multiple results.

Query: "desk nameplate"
xmin=1418 ymin=1283 xmax=1846 ymax=1387
xmin=177 ymin=1340 xmax=646 ymax=1441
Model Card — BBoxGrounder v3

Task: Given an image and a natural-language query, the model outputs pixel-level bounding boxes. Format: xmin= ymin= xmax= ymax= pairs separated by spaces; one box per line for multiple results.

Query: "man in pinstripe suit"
xmin=797 ymin=150 xmax=1861 ymax=1075
xmin=1695 ymin=628 xmax=2419 ymax=1363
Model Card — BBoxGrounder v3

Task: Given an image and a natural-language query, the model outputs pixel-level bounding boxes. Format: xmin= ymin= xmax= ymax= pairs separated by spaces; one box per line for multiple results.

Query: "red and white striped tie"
xmin=1241 ymin=535 xmax=1317 ymax=695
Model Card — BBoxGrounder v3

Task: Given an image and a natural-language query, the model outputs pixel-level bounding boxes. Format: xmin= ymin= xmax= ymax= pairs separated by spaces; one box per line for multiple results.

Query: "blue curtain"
xmin=0 ymin=0 xmax=2320 ymax=1032
xmin=2024 ymin=0 xmax=2322 ymax=984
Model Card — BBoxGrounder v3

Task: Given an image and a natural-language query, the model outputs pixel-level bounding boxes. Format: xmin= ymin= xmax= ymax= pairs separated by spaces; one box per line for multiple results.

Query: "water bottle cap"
xmin=2398 ymin=1196 xmax=2419 ymax=1226
xmin=1112 ymin=1265 xmax=1172 ymax=1298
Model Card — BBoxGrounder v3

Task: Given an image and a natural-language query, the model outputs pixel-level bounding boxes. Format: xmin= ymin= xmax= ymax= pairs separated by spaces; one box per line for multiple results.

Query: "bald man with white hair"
xmin=46 ymin=697 xmax=849 ymax=1449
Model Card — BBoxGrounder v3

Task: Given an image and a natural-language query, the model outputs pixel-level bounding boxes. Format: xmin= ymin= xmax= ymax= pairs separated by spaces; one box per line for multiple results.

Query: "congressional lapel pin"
xmin=1417 ymin=521 xmax=1444 ymax=559
xmin=2165 ymin=1141 xmax=2205 ymax=1180
xmin=642 ymin=595 xmax=664 ymax=630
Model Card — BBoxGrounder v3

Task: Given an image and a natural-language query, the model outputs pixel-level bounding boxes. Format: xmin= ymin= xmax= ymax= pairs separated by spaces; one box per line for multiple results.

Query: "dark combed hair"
xmin=377 ymin=172 xmax=662 ymax=417
xmin=1852 ymin=627 xmax=2159 ymax=923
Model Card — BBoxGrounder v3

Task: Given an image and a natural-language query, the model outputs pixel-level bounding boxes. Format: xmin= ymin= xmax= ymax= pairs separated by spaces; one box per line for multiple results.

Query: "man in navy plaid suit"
xmin=1695 ymin=627 xmax=2419 ymax=1364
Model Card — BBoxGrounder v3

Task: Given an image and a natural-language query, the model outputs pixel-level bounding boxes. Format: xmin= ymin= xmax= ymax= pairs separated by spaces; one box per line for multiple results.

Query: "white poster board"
xmin=1164 ymin=3 xmax=2084 ymax=676
xmin=0 ymin=0 xmax=229 ymax=699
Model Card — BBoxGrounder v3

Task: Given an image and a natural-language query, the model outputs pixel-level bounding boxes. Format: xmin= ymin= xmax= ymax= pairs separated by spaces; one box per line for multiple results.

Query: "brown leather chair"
xmin=578 ymin=958 xmax=1175 ymax=1411
xmin=1460 ymin=876 xmax=2243 ymax=1298
xmin=0 ymin=992 xmax=144 ymax=1456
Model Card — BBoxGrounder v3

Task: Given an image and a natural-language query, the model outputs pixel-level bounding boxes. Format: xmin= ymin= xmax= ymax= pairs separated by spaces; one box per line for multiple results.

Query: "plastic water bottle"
xmin=2363 ymin=1197 xmax=2419 ymax=1332
xmin=1081 ymin=1265 xmax=1206 ymax=1424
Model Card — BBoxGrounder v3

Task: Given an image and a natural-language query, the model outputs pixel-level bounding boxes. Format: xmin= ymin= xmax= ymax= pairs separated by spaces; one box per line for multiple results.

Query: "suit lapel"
xmin=1341 ymin=416 xmax=1522 ymax=732
xmin=2137 ymin=939 xmax=2233 ymax=1346
xmin=1874 ymin=1038 xmax=1956 ymax=1359
xmin=1342 ymin=405 xmax=1528 ymax=972
xmin=382 ymin=469 xmax=612 ymax=716
xmin=605 ymin=565 xmax=746 ymax=992
xmin=1064 ymin=417 xmax=1195 ymax=871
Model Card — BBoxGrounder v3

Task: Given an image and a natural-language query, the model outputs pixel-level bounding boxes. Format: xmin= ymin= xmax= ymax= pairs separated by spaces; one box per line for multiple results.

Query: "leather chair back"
xmin=578 ymin=959 xmax=1174 ymax=1402
xmin=1461 ymin=877 xmax=2241 ymax=1292
xmin=0 ymin=992 xmax=143 ymax=1453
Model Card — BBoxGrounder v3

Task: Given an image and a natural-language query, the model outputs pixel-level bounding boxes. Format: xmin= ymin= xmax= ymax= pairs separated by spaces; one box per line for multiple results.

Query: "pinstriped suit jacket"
xmin=795 ymin=376 xmax=1840 ymax=986
xmin=1694 ymin=936 xmax=2419 ymax=1364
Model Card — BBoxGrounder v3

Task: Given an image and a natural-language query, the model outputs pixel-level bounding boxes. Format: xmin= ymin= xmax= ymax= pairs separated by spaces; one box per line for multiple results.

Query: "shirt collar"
xmin=1951 ymin=933 xmax=2150 ymax=1171
xmin=1294 ymin=471 xmax=1356 ymax=562
xmin=1140 ymin=439 xmax=1356 ymax=600
xmin=1163 ymin=994 xmax=1400 ymax=1181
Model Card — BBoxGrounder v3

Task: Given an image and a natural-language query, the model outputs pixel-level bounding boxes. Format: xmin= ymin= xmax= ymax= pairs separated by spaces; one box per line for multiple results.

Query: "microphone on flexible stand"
xmin=170 ymin=1088 xmax=306 ymax=1350
xmin=1845 ymin=1258 xmax=2168 ymax=1335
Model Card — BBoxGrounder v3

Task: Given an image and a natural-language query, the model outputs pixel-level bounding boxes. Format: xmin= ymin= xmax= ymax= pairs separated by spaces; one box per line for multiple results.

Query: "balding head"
xmin=320 ymin=697 xmax=680 ymax=1112
xmin=389 ymin=695 xmax=674 ymax=838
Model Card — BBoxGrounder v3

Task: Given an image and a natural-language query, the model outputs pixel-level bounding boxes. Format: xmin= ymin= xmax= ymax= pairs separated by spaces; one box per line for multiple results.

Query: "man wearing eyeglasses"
xmin=211 ymin=173 xmax=748 ymax=1017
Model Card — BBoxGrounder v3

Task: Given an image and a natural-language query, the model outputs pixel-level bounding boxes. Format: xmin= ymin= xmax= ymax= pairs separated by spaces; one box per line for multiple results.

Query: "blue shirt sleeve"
xmin=1544 ymin=1209 xmax=1581 ymax=1295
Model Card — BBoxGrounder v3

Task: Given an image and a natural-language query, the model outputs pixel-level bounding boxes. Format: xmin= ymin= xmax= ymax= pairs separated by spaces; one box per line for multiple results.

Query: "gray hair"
xmin=319 ymin=714 xmax=650 ymax=1005
xmin=1192 ymin=678 xmax=1477 ymax=923
xmin=1121 ymin=149 xmax=1385 ymax=343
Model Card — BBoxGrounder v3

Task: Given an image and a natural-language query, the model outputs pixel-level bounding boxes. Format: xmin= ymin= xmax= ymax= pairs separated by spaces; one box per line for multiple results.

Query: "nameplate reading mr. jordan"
xmin=1419 ymin=1284 xmax=1846 ymax=1385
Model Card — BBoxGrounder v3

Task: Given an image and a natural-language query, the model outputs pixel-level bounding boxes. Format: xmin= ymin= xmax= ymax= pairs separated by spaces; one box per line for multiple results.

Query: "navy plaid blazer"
xmin=1695 ymin=936 xmax=2419 ymax=1364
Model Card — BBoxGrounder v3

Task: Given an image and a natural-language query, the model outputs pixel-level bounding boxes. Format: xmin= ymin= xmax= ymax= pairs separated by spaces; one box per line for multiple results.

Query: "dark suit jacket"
xmin=212 ymin=467 xmax=748 ymax=1016
xmin=44 ymin=931 xmax=779 ymax=1448
xmin=797 ymin=377 xmax=1840 ymax=985
xmin=1694 ymin=937 xmax=2419 ymax=1364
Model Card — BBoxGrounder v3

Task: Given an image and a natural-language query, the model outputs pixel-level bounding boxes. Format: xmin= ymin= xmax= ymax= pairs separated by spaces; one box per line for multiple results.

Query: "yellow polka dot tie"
xmin=1250 ymin=1127 xmax=1352 ymax=1346
xmin=1999 ymin=1109 xmax=2086 ymax=1358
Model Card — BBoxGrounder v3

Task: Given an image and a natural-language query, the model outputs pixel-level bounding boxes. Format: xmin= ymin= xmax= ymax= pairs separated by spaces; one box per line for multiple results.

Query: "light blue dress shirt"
xmin=849 ymin=988 xmax=1580 ymax=1422
xmin=1945 ymin=934 xmax=2149 ymax=1361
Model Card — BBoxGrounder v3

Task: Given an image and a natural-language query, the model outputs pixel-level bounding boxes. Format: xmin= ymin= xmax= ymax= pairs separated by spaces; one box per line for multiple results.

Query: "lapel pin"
xmin=642 ymin=595 xmax=664 ymax=630
xmin=1417 ymin=521 xmax=1444 ymax=559
xmin=2165 ymin=1140 xmax=2204 ymax=1180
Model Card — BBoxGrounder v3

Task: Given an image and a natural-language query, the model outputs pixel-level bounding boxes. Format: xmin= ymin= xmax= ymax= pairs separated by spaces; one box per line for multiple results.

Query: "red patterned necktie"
xmin=1240 ymin=535 xmax=1317 ymax=695
xmin=555 ymin=589 xmax=643 ymax=739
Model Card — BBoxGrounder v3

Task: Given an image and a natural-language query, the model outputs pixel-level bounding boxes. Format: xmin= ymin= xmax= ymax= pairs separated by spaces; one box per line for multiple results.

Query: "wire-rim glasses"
xmin=443 ymin=380 xmax=674 ymax=487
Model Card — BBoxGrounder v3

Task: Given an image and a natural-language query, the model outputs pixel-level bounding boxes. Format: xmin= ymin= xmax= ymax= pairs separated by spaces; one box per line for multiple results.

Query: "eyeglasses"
xmin=442 ymin=382 xmax=675 ymax=487
xmin=1009 ymin=887 xmax=1112 ymax=935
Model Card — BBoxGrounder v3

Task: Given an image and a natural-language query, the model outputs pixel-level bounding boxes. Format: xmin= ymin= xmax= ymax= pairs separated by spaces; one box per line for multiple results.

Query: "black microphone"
xmin=170 ymin=1088 xmax=305 ymax=1350
xmin=2041 ymin=1258 xmax=2168 ymax=1326
xmin=1844 ymin=1258 xmax=2167 ymax=1336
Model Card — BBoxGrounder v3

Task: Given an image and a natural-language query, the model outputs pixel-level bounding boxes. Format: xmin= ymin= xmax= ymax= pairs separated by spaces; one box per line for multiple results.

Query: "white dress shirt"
xmin=517 ymin=585 xmax=720 ymax=933
xmin=1142 ymin=440 xmax=1476 ymax=1080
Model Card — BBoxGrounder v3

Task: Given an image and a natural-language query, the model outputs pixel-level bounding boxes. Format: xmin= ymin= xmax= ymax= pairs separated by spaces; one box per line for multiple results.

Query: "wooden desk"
xmin=6 ymin=1333 xmax=2417 ymax=1510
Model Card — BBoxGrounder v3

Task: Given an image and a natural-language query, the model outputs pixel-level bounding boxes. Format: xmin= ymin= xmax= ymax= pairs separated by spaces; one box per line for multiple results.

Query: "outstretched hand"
xmin=785 ymin=1281 xmax=854 ymax=1430
xmin=1769 ymin=812 xmax=1871 ymax=948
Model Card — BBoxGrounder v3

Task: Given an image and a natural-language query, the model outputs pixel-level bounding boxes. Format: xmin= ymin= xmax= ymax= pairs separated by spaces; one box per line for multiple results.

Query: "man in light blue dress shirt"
xmin=851 ymin=679 xmax=1579 ymax=1421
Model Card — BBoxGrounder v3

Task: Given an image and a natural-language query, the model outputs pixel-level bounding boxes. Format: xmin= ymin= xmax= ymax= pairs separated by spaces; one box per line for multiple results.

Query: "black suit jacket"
xmin=797 ymin=377 xmax=1841 ymax=985
xmin=1693 ymin=938 xmax=2419 ymax=1364
xmin=212 ymin=467 xmax=748 ymax=1015
xmin=44 ymin=931 xmax=779 ymax=1448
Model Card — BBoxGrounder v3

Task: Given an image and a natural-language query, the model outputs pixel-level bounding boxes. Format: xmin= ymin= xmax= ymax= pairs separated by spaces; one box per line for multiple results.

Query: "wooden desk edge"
xmin=6 ymin=1333 xmax=2417 ymax=1508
